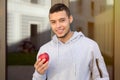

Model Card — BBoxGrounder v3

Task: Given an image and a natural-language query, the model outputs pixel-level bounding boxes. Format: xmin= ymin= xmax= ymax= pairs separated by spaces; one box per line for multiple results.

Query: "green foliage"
xmin=7 ymin=52 xmax=113 ymax=65
xmin=7 ymin=52 xmax=37 ymax=65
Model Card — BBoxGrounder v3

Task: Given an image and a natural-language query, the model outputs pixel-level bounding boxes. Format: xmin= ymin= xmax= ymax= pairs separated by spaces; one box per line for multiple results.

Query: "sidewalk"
xmin=7 ymin=66 xmax=34 ymax=80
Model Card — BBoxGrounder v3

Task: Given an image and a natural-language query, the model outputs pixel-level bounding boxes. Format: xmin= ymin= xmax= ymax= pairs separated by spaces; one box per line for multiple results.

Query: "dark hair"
xmin=49 ymin=3 xmax=71 ymax=17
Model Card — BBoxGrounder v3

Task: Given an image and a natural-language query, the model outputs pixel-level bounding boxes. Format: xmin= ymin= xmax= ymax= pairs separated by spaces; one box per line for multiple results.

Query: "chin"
xmin=57 ymin=35 xmax=65 ymax=38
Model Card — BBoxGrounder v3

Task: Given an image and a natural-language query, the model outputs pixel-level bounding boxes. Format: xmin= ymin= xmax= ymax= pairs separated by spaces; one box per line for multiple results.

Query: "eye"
xmin=60 ymin=18 xmax=65 ymax=22
xmin=50 ymin=21 xmax=56 ymax=24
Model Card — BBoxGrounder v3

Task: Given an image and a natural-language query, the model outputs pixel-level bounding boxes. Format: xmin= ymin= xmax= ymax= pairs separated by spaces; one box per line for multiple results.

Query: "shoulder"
xmin=81 ymin=36 xmax=99 ymax=48
xmin=36 ymin=41 xmax=52 ymax=59
xmin=74 ymin=31 xmax=99 ymax=48
xmin=40 ymin=40 xmax=52 ymax=50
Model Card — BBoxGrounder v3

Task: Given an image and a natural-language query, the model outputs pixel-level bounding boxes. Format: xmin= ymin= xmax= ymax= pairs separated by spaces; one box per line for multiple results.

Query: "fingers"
xmin=38 ymin=61 xmax=49 ymax=74
xmin=34 ymin=59 xmax=49 ymax=75
xmin=34 ymin=59 xmax=41 ymax=67
xmin=34 ymin=59 xmax=44 ymax=70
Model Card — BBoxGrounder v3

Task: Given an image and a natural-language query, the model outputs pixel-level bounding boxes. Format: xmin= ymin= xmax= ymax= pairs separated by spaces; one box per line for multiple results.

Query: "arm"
xmin=32 ymin=58 xmax=49 ymax=80
xmin=90 ymin=43 xmax=109 ymax=80
xmin=32 ymin=70 xmax=46 ymax=80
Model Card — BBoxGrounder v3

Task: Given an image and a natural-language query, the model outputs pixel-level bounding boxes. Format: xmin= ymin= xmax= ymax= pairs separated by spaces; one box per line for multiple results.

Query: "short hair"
xmin=49 ymin=3 xmax=71 ymax=17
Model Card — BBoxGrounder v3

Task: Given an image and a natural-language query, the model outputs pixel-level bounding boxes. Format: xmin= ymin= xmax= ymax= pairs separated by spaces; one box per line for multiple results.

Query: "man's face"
xmin=49 ymin=10 xmax=73 ymax=38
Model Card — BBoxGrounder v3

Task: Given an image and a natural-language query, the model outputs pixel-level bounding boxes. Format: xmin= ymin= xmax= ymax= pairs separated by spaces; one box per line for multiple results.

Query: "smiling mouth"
xmin=56 ymin=29 xmax=64 ymax=34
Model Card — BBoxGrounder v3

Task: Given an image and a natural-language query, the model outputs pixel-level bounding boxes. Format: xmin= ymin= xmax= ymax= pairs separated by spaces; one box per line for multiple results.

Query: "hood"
xmin=52 ymin=31 xmax=84 ymax=45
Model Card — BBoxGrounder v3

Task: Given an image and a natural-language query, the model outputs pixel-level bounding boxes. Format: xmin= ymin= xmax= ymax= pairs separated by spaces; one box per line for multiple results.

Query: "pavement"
xmin=7 ymin=66 xmax=34 ymax=80
xmin=7 ymin=65 xmax=113 ymax=80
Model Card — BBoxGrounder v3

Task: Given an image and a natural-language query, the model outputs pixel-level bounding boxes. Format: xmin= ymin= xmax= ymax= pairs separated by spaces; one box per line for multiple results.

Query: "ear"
xmin=69 ymin=15 xmax=73 ymax=24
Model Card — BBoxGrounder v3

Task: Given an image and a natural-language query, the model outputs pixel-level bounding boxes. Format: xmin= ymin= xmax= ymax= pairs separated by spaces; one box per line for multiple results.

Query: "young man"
xmin=32 ymin=3 xmax=109 ymax=80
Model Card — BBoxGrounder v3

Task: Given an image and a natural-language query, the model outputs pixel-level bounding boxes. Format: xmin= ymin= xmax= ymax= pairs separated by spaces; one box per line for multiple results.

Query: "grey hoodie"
xmin=32 ymin=31 xmax=109 ymax=80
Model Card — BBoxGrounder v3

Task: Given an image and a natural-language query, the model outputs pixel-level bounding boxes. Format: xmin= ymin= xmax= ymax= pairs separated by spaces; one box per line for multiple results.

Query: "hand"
xmin=34 ymin=59 xmax=49 ymax=75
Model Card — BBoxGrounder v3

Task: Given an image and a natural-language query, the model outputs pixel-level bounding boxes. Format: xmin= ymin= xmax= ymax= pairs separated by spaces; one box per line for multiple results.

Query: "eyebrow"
xmin=50 ymin=17 xmax=66 ymax=21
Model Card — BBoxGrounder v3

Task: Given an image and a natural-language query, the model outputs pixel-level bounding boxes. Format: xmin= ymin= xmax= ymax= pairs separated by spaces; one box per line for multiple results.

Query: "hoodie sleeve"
xmin=32 ymin=47 xmax=47 ymax=80
xmin=90 ymin=43 xmax=109 ymax=80
xmin=32 ymin=70 xmax=46 ymax=80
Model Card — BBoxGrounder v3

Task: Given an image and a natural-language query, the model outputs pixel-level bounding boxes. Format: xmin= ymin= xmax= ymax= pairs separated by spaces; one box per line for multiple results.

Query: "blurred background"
xmin=1 ymin=0 xmax=120 ymax=80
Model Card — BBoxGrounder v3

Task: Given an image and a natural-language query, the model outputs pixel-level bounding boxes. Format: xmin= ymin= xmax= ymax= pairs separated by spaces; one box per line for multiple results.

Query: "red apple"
xmin=38 ymin=52 xmax=49 ymax=64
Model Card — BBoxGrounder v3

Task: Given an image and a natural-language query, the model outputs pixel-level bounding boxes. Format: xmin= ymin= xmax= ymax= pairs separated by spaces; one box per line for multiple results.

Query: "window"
xmin=30 ymin=24 xmax=37 ymax=37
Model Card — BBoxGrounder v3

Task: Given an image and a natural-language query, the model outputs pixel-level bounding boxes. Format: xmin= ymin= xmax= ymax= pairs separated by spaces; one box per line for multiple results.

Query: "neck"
xmin=58 ymin=31 xmax=74 ymax=43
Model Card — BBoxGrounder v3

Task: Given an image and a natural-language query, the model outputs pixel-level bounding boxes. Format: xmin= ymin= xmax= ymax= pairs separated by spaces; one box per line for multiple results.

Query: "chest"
xmin=48 ymin=43 xmax=92 ymax=69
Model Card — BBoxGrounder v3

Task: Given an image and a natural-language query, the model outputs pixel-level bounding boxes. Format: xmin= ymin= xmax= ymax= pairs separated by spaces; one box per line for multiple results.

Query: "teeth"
xmin=57 ymin=29 xmax=63 ymax=34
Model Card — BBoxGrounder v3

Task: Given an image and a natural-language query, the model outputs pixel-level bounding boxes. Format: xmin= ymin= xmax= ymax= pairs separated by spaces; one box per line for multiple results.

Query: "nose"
xmin=56 ymin=21 xmax=61 ymax=28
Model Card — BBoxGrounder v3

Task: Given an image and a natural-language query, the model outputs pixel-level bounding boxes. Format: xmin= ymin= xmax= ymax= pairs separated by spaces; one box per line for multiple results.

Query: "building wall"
xmin=0 ymin=0 xmax=6 ymax=79
xmin=94 ymin=8 xmax=113 ymax=57
xmin=69 ymin=0 xmax=107 ymax=36
xmin=115 ymin=0 xmax=120 ymax=79
xmin=7 ymin=0 xmax=51 ymax=52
